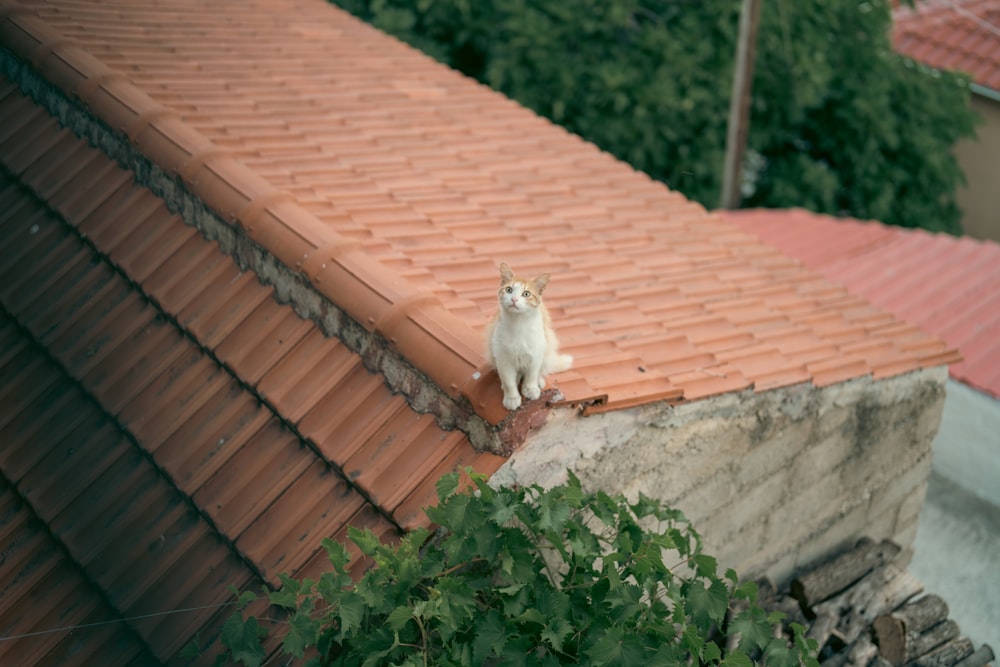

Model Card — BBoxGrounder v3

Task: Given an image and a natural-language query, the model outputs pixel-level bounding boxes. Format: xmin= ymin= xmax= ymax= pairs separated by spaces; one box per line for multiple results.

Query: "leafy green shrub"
xmin=331 ymin=0 xmax=976 ymax=234
xmin=217 ymin=471 xmax=819 ymax=666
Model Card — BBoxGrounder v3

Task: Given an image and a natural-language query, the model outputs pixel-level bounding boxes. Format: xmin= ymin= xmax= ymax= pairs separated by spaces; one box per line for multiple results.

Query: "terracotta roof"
xmin=0 ymin=77 xmax=502 ymax=662
xmin=0 ymin=0 xmax=959 ymax=417
xmin=0 ymin=0 xmax=964 ymax=662
xmin=722 ymin=208 xmax=1000 ymax=400
xmin=892 ymin=0 xmax=1000 ymax=91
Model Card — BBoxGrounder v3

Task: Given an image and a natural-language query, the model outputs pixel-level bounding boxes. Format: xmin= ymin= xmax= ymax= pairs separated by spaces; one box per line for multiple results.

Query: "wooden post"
xmin=720 ymin=0 xmax=763 ymax=210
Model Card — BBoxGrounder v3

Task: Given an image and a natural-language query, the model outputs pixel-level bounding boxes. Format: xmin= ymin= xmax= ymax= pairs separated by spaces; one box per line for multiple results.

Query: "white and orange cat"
xmin=486 ymin=262 xmax=572 ymax=410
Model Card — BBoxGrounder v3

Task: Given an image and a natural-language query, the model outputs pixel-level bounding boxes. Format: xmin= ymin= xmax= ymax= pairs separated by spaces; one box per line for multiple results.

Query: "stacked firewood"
xmin=756 ymin=537 xmax=995 ymax=667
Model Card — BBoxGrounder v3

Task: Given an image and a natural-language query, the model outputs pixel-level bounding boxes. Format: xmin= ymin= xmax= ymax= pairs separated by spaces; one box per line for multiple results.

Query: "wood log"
xmin=909 ymin=637 xmax=974 ymax=667
xmin=825 ymin=632 xmax=879 ymax=667
xmin=847 ymin=634 xmax=878 ymax=667
xmin=836 ymin=563 xmax=924 ymax=646
xmin=874 ymin=615 xmax=907 ymax=665
xmin=806 ymin=608 xmax=840 ymax=651
xmin=953 ymin=644 xmax=995 ymax=667
xmin=906 ymin=620 xmax=961 ymax=663
xmin=858 ymin=566 xmax=924 ymax=625
xmin=874 ymin=594 xmax=952 ymax=663
xmin=792 ymin=538 xmax=902 ymax=608
xmin=895 ymin=596 xmax=950 ymax=636
xmin=807 ymin=561 xmax=923 ymax=656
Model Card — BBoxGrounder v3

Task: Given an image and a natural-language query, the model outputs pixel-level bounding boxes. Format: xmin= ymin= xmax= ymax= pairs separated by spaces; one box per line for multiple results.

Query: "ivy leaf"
xmin=435 ymin=492 xmax=476 ymax=533
xmin=283 ymin=607 xmax=319 ymax=658
xmin=734 ymin=580 xmax=758 ymax=603
xmin=322 ymin=537 xmax=351 ymax=571
xmin=516 ymin=607 xmax=546 ymax=627
xmin=221 ymin=614 xmax=266 ymax=667
xmin=686 ymin=578 xmax=728 ymax=625
xmin=269 ymin=574 xmax=300 ymax=610
xmin=720 ymin=651 xmax=754 ymax=667
xmin=765 ymin=637 xmax=801 ymax=667
xmin=348 ymin=526 xmax=380 ymax=557
xmin=386 ymin=605 xmax=413 ymax=631
xmin=703 ymin=639 xmax=722 ymax=663
xmin=729 ymin=606 xmax=773 ymax=653
xmin=587 ymin=626 xmax=625 ymax=665
xmin=337 ymin=589 xmax=366 ymax=639
xmin=436 ymin=471 xmax=459 ymax=501
xmin=236 ymin=589 xmax=257 ymax=610
xmin=536 ymin=492 xmax=571 ymax=533
xmin=472 ymin=610 xmax=507 ymax=664
xmin=691 ymin=553 xmax=717 ymax=579
xmin=435 ymin=577 xmax=477 ymax=629
xmin=486 ymin=491 xmax=518 ymax=525
xmin=681 ymin=622 xmax=704 ymax=657
xmin=541 ymin=614 xmax=574 ymax=653
xmin=629 ymin=491 xmax=661 ymax=519
xmin=317 ymin=570 xmax=351 ymax=604
xmin=791 ymin=621 xmax=820 ymax=655
xmin=590 ymin=490 xmax=619 ymax=525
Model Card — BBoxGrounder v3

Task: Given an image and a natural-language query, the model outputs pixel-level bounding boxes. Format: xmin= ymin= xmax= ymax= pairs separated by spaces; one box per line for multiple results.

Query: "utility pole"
xmin=720 ymin=0 xmax=762 ymax=210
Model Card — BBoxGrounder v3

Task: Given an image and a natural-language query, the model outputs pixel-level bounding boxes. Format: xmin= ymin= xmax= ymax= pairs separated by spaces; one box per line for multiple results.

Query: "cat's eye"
xmin=504 ymin=286 xmax=513 ymax=293
xmin=522 ymin=290 xmax=531 ymax=297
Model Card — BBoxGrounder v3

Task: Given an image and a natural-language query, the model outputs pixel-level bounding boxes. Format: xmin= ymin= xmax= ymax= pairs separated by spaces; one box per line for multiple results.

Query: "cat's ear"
xmin=533 ymin=273 xmax=551 ymax=294
xmin=499 ymin=262 xmax=514 ymax=283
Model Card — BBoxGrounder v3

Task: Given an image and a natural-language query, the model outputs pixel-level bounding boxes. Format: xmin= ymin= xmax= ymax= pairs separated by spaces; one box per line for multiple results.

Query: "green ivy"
xmin=216 ymin=471 xmax=820 ymax=666
xmin=330 ymin=0 xmax=977 ymax=234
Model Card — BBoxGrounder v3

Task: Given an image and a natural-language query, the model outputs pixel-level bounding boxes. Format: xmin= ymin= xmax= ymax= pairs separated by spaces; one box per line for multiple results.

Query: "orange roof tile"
xmin=892 ymin=0 xmax=1000 ymax=91
xmin=0 ymin=0 xmax=957 ymax=421
xmin=0 ymin=78 xmax=502 ymax=662
xmin=722 ymin=208 xmax=1000 ymax=399
xmin=0 ymin=476 xmax=155 ymax=666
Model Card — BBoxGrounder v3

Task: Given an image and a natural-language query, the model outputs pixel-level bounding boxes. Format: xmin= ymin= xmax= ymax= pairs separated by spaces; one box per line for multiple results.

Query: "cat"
xmin=485 ymin=262 xmax=572 ymax=410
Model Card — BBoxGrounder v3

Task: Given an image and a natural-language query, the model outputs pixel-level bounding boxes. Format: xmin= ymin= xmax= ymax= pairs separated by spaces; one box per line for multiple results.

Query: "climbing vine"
xmin=217 ymin=470 xmax=820 ymax=666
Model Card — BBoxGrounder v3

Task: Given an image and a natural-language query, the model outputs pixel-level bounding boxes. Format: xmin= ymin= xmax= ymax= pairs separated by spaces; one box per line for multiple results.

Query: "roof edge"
xmin=0 ymin=8 xmax=544 ymax=453
xmin=970 ymin=81 xmax=1000 ymax=103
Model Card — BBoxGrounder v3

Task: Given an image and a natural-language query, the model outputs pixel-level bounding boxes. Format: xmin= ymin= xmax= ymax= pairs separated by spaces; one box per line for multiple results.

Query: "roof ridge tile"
xmin=1 ymin=7 xmax=508 ymax=434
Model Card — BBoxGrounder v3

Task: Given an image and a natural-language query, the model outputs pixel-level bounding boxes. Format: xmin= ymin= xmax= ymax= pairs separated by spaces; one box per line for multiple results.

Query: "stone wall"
xmin=492 ymin=366 xmax=949 ymax=585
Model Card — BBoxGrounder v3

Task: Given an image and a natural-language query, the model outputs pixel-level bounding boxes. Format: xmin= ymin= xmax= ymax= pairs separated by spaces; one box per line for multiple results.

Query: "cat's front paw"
xmin=522 ymin=384 xmax=541 ymax=401
xmin=502 ymin=393 xmax=522 ymax=410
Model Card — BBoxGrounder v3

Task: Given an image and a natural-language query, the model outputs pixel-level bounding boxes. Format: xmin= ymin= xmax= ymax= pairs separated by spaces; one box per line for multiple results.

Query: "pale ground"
xmin=909 ymin=380 xmax=1000 ymax=654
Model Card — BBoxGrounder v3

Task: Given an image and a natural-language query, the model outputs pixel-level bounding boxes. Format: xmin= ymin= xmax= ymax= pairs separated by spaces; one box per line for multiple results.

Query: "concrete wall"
xmin=493 ymin=366 xmax=949 ymax=586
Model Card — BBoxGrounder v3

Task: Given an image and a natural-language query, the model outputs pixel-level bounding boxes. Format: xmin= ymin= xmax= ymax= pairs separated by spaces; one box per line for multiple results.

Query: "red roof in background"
xmin=722 ymin=208 xmax=1000 ymax=400
xmin=892 ymin=0 xmax=1000 ymax=91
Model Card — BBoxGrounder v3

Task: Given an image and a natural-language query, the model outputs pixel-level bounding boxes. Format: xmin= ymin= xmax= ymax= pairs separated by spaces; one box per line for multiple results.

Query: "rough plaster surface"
xmin=494 ymin=367 xmax=949 ymax=585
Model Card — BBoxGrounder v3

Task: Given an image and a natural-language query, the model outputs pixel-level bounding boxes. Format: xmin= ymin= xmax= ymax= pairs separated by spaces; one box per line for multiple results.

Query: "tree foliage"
xmin=332 ymin=0 xmax=977 ymax=233
xmin=217 ymin=471 xmax=819 ymax=666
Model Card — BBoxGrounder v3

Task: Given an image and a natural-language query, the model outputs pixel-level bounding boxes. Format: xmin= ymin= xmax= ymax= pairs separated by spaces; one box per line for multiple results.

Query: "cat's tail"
xmin=546 ymin=353 xmax=573 ymax=375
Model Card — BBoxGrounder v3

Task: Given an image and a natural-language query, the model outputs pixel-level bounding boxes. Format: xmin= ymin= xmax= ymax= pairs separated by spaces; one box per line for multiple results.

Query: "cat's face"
xmin=497 ymin=262 xmax=549 ymax=314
